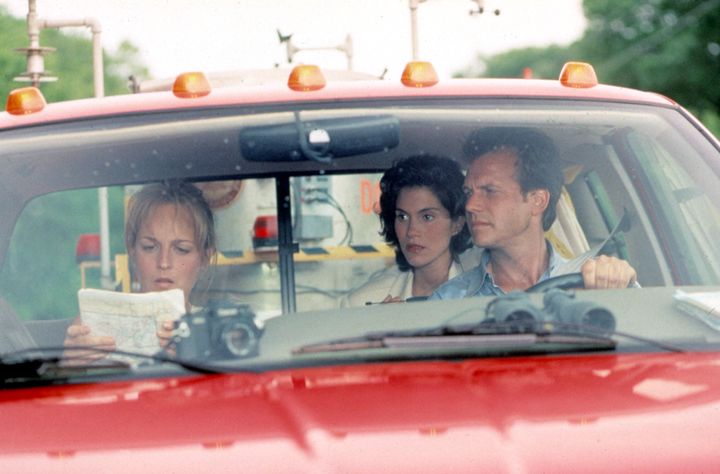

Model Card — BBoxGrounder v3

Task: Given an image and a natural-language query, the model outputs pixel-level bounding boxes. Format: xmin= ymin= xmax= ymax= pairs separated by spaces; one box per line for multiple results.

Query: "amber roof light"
xmin=287 ymin=65 xmax=326 ymax=91
xmin=172 ymin=72 xmax=212 ymax=98
xmin=6 ymin=87 xmax=47 ymax=115
xmin=559 ymin=62 xmax=598 ymax=88
xmin=401 ymin=61 xmax=439 ymax=88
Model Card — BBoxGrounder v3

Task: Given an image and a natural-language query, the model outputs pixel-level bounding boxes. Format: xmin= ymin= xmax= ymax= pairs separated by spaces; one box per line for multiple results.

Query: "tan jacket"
xmin=338 ymin=248 xmax=482 ymax=308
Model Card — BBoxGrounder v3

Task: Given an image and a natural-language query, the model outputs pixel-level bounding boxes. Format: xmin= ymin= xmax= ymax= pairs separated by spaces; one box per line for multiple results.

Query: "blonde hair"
xmin=125 ymin=181 xmax=216 ymax=263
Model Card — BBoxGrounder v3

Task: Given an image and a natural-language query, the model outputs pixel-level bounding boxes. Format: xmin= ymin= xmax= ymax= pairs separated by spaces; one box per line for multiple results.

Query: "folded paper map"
xmin=78 ymin=288 xmax=185 ymax=362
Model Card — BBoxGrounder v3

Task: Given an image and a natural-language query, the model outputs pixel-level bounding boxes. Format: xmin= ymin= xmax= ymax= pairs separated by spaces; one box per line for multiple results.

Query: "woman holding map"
xmin=63 ymin=180 xmax=217 ymax=361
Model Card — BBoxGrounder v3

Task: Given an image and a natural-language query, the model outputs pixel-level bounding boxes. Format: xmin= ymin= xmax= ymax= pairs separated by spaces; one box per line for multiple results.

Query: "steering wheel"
xmin=526 ymin=272 xmax=585 ymax=293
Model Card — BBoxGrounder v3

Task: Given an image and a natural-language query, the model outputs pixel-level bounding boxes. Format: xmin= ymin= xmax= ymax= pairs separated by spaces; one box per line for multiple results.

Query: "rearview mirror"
xmin=240 ymin=115 xmax=400 ymax=162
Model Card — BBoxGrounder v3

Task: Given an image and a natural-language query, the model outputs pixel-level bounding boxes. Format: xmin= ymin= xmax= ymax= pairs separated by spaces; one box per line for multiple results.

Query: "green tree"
xmin=455 ymin=44 xmax=583 ymax=79
xmin=0 ymin=5 xmax=149 ymax=100
xmin=579 ymin=0 xmax=720 ymax=113
xmin=0 ymin=7 xmax=29 ymax=96
xmin=0 ymin=7 xmax=149 ymax=320
xmin=456 ymin=0 xmax=720 ymax=135
xmin=0 ymin=188 xmax=127 ymax=320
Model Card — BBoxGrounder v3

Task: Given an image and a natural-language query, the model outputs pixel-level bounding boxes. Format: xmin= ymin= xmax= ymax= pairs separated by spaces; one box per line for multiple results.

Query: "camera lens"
xmin=221 ymin=321 xmax=259 ymax=357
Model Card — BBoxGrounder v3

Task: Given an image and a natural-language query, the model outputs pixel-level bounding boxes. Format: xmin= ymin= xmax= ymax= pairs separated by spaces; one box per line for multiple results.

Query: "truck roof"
xmin=1 ymin=65 xmax=676 ymax=131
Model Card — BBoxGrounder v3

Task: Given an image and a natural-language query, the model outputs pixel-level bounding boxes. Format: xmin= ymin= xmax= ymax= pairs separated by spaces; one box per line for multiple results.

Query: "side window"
xmin=0 ymin=176 xmax=395 ymax=323
xmin=0 ymin=187 xmax=126 ymax=321
xmin=564 ymin=143 xmax=671 ymax=286
xmin=198 ymin=174 xmax=392 ymax=315
xmin=626 ymin=134 xmax=720 ymax=283
xmin=566 ymin=129 xmax=720 ymax=287
xmin=197 ymin=178 xmax=283 ymax=319
xmin=192 ymin=175 xmax=391 ymax=315
xmin=289 ymin=173 xmax=392 ymax=313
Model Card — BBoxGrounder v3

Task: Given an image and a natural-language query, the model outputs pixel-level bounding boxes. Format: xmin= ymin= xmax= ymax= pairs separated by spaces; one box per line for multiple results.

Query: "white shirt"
xmin=338 ymin=248 xmax=481 ymax=308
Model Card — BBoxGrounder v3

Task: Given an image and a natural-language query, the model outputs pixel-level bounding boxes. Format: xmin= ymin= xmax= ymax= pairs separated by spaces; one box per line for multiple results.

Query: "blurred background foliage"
xmin=0 ymin=5 xmax=148 ymax=100
xmin=0 ymin=188 xmax=127 ymax=320
xmin=0 ymin=6 xmax=141 ymax=319
xmin=0 ymin=1 xmax=719 ymax=318
xmin=456 ymin=0 xmax=720 ymax=135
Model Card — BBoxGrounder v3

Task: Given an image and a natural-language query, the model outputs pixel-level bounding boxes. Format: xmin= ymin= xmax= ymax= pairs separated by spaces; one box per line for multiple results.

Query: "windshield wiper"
xmin=0 ymin=346 xmax=230 ymax=384
xmin=293 ymin=331 xmax=616 ymax=354
xmin=296 ymin=289 xmax=617 ymax=354
xmin=294 ymin=289 xmax=685 ymax=355
xmin=293 ymin=321 xmax=616 ymax=354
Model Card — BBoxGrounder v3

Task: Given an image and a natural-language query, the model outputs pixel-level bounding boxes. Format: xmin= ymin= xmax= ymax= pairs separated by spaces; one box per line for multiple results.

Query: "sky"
xmin=1 ymin=0 xmax=587 ymax=81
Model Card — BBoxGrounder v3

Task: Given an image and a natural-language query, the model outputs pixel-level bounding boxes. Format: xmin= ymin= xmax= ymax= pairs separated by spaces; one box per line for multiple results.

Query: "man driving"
xmin=431 ymin=126 xmax=637 ymax=299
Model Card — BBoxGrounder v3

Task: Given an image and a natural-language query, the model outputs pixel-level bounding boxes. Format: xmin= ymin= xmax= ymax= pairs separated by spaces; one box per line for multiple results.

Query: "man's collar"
xmin=469 ymin=241 xmax=563 ymax=294
xmin=545 ymin=241 xmax=566 ymax=275
xmin=465 ymin=248 xmax=494 ymax=296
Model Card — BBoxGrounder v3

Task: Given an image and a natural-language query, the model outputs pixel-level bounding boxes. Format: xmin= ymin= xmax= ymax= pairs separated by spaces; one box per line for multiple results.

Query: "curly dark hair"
xmin=463 ymin=127 xmax=564 ymax=231
xmin=379 ymin=155 xmax=472 ymax=271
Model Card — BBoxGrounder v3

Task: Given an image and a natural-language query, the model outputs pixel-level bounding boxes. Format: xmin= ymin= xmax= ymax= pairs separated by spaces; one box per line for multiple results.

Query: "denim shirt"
xmin=430 ymin=242 xmax=567 ymax=300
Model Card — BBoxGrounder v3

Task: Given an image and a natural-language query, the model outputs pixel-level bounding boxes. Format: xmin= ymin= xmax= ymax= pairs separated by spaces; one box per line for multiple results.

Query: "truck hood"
xmin=1 ymin=352 xmax=719 ymax=473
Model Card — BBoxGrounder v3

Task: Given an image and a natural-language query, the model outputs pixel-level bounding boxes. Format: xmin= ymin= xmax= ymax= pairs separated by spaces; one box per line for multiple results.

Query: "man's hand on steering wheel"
xmin=581 ymin=255 xmax=637 ymax=289
xmin=527 ymin=255 xmax=638 ymax=293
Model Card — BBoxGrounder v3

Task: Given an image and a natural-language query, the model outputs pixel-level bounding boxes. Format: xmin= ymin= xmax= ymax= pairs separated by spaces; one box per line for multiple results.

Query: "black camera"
xmin=171 ymin=302 xmax=262 ymax=360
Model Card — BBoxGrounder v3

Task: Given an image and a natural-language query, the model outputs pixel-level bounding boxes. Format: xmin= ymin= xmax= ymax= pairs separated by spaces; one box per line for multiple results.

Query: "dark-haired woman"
xmin=340 ymin=155 xmax=476 ymax=307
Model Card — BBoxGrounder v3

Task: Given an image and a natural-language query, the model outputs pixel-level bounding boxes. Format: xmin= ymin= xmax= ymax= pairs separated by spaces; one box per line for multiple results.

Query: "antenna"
xmin=13 ymin=0 xmax=57 ymax=85
xmin=469 ymin=0 xmax=500 ymax=16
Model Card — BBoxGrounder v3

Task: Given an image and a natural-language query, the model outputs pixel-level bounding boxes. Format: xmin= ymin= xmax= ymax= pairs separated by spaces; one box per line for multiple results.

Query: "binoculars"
xmin=542 ymin=289 xmax=616 ymax=334
xmin=484 ymin=289 xmax=616 ymax=335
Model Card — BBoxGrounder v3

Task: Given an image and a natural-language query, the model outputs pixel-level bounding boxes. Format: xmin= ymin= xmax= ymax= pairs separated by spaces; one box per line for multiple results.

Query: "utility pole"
xmin=15 ymin=0 xmax=112 ymax=290
xmin=408 ymin=0 xmax=426 ymax=60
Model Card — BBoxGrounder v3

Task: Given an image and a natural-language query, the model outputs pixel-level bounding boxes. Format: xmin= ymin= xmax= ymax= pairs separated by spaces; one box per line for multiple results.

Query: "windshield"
xmin=2 ymin=97 xmax=720 ymax=381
